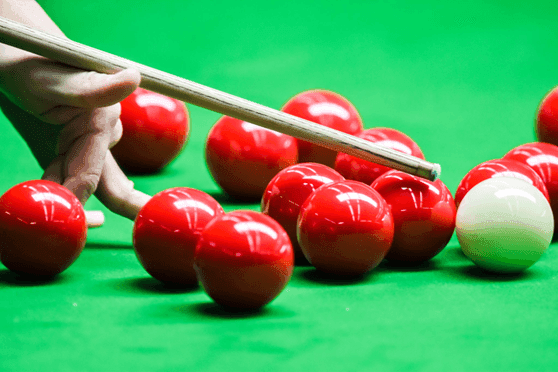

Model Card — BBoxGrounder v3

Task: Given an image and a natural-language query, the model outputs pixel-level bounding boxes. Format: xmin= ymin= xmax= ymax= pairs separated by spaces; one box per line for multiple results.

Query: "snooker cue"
xmin=0 ymin=16 xmax=441 ymax=181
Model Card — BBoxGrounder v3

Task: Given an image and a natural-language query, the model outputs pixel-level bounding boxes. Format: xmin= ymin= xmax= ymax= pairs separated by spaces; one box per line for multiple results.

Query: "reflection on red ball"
xmin=205 ymin=116 xmax=298 ymax=200
xmin=0 ymin=180 xmax=87 ymax=276
xmin=133 ymin=187 xmax=224 ymax=285
xmin=455 ymin=158 xmax=549 ymax=208
xmin=281 ymin=90 xmax=363 ymax=167
xmin=371 ymin=171 xmax=456 ymax=263
xmin=111 ymin=88 xmax=189 ymax=173
xmin=536 ymin=86 xmax=558 ymax=146
xmin=297 ymin=180 xmax=394 ymax=276
xmin=261 ymin=163 xmax=345 ymax=263
xmin=194 ymin=211 xmax=294 ymax=309
xmin=335 ymin=127 xmax=425 ymax=184
xmin=503 ymin=142 xmax=558 ymax=232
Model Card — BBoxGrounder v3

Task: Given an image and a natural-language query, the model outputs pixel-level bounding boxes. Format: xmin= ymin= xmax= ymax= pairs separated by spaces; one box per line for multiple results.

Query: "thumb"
xmin=47 ymin=67 xmax=141 ymax=108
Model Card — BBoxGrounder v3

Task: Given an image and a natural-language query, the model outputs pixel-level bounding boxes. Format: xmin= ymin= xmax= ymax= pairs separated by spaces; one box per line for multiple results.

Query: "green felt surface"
xmin=1 ymin=0 xmax=558 ymax=371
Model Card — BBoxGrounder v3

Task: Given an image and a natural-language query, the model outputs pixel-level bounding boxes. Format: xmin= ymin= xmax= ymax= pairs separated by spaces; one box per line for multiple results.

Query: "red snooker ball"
xmin=334 ymin=127 xmax=425 ymax=184
xmin=261 ymin=163 xmax=345 ymax=263
xmin=194 ymin=210 xmax=294 ymax=309
xmin=536 ymin=86 xmax=558 ymax=145
xmin=111 ymin=88 xmax=190 ymax=174
xmin=371 ymin=170 xmax=456 ymax=263
xmin=281 ymin=90 xmax=363 ymax=167
xmin=297 ymin=180 xmax=394 ymax=276
xmin=205 ymin=116 xmax=298 ymax=200
xmin=455 ymin=158 xmax=549 ymax=208
xmin=0 ymin=180 xmax=87 ymax=276
xmin=503 ymin=142 xmax=558 ymax=232
xmin=133 ymin=187 xmax=224 ymax=285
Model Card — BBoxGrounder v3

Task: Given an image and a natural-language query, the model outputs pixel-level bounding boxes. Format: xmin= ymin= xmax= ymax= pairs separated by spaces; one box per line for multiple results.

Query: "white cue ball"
xmin=456 ymin=177 xmax=554 ymax=273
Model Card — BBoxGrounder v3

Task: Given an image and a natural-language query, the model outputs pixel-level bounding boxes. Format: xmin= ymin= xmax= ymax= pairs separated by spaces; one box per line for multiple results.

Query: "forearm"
xmin=0 ymin=0 xmax=64 ymax=63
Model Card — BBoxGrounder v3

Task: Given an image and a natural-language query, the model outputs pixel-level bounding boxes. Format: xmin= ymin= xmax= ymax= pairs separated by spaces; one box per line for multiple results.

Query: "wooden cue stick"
xmin=0 ymin=16 xmax=441 ymax=180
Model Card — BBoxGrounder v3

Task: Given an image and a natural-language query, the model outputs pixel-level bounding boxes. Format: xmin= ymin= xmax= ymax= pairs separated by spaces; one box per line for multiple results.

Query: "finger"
xmin=35 ymin=66 xmax=141 ymax=109
xmin=56 ymin=104 xmax=120 ymax=155
xmin=109 ymin=117 xmax=123 ymax=149
xmin=95 ymin=151 xmax=151 ymax=220
xmin=85 ymin=210 xmax=105 ymax=228
xmin=41 ymin=155 xmax=64 ymax=184
xmin=58 ymin=108 xmax=115 ymax=204
xmin=37 ymin=106 xmax=86 ymax=126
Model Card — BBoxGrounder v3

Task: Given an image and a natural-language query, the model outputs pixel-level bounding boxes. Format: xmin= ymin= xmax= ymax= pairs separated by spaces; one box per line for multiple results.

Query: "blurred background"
xmin=1 ymin=0 xmax=557 ymax=240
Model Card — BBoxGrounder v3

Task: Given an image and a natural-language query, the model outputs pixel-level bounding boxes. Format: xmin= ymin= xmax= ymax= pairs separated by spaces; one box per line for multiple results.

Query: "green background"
xmin=1 ymin=0 xmax=558 ymax=371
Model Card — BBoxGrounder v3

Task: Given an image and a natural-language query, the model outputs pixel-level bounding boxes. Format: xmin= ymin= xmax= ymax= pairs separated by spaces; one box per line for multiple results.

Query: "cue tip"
xmin=431 ymin=163 xmax=442 ymax=181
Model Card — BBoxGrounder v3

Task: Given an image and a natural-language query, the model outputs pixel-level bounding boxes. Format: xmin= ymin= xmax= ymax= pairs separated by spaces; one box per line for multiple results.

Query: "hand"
xmin=0 ymin=57 xmax=151 ymax=219
xmin=0 ymin=55 xmax=141 ymax=203
xmin=0 ymin=0 xmax=151 ymax=221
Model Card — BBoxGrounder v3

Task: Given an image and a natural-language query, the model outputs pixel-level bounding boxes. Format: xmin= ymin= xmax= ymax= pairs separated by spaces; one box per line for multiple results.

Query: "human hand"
xmin=0 ymin=1 xmax=151 ymax=221
xmin=0 ymin=57 xmax=151 ymax=219
xmin=0 ymin=55 xmax=141 ymax=202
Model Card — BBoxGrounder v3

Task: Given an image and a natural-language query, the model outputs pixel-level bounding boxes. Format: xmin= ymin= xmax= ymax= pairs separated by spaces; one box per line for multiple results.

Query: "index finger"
xmin=59 ymin=107 xmax=113 ymax=204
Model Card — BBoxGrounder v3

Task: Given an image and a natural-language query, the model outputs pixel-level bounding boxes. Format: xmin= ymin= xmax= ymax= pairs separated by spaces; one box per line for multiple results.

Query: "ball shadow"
xmin=206 ymin=191 xmax=260 ymax=206
xmin=191 ymin=302 xmax=271 ymax=319
xmin=85 ymin=242 xmax=133 ymax=250
xmin=296 ymin=267 xmax=368 ymax=286
xmin=0 ymin=269 xmax=67 ymax=287
xmin=294 ymin=256 xmax=312 ymax=267
xmin=114 ymin=276 xmax=199 ymax=295
xmin=454 ymin=265 xmax=537 ymax=282
xmin=120 ymin=168 xmax=165 ymax=177
xmin=442 ymin=246 xmax=469 ymax=261
xmin=377 ymin=259 xmax=439 ymax=273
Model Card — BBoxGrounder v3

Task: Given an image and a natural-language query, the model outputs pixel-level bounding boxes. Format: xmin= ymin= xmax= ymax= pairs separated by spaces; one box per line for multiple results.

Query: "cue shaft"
xmin=0 ymin=16 xmax=441 ymax=180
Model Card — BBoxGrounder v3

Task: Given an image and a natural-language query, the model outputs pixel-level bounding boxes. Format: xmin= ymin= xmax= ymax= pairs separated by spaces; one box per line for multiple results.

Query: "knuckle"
xmin=63 ymin=171 xmax=102 ymax=204
xmin=72 ymin=172 xmax=100 ymax=197
xmin=88 ymin=107 xmax=117 ymax=134
xmin=110 ymin=121 xmax=123 ymax=148
xmin=110 ymin=102 xmax=122 ymax=118
xmin=78 ymin=172 xmax=100 ymax=192
xmin=105 ymin=104 xmax=122 ymax=128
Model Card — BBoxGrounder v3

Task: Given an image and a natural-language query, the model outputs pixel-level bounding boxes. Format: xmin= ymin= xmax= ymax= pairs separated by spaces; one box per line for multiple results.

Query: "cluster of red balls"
xmin=128 ymin=89 xmax=460 ymax=309
xmin=1 ymin=86 xmax=558 ymax=310
xmin=186 ymin=90 xmax=457 ymax=307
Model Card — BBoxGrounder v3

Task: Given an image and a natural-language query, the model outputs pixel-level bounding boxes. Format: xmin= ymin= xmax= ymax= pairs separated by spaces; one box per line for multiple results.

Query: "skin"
xmin=0 ymin=0 xmax=150 ymax=219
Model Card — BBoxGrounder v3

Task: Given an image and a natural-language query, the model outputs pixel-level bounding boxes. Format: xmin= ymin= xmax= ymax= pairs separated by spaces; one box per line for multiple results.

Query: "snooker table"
xmin=2 ymin=0 xmax=558 ymax=371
